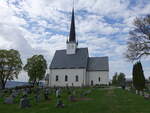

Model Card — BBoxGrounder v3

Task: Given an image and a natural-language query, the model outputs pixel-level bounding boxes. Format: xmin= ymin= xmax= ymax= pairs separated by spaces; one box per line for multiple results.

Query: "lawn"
xmin=0 ymin=88 xmax=149 ymax=113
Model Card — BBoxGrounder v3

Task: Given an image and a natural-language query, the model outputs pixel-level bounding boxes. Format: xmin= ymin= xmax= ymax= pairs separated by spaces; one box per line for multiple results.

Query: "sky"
xmin=0 ymin=0 xmax=150 ymax=81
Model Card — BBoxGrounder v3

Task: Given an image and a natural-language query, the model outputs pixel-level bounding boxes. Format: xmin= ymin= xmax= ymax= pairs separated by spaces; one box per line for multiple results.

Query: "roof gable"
xmin=50 ymin=48 xmax=89 ymax=69
xmin=87 ymin=57 xmax=109 ymax=71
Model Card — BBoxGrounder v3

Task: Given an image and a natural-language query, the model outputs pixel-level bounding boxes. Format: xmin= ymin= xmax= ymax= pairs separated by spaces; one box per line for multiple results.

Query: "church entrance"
xmin=91 ymin=80 xmax=93 ymax=86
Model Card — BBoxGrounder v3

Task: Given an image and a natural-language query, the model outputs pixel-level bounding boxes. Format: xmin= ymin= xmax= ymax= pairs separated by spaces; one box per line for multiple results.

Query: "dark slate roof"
xmin=87 ymin=57 xmax=109 ymax=71
xmin=50 ymin=48 xmax=89 ymax=69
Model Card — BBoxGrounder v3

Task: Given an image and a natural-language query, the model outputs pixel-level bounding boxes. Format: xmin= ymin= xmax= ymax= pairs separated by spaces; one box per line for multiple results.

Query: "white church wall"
xmin=49 ymin=69 xmax=86 ymax=87
xmin=88 ymin=71 xmax=109 ymax=85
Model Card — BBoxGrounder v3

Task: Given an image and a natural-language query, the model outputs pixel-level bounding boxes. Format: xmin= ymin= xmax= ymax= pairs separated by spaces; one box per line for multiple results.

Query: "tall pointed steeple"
xmin=66 ymin=2 xmax=77 ymax=55
xmin=69 ymin=8 xmax=76 ymax=42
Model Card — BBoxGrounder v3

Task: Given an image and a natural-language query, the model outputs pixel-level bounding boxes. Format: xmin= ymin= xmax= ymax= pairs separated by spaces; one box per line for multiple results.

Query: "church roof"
xmin=87 ymin=57 xmax=109 ymax=71
xmin=50 ymin=48 xmax=89 ymax=69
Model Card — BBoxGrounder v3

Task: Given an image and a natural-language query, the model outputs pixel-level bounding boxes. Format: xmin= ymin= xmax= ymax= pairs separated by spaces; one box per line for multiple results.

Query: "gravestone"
xmin=68 ymin=95 xmax=75 ymax=102
xmin=56 ymin=88 xmax=61 ymax=98
xmin=34 ymin=87 xmax=40 ymax=94
xmin=35 ymin=94 xmax=40 ymax=103
xmin=73 ymin=90 xmax=76 ymax=96
xmin=44 ymin=88 xmax=49 ymax=100
xmin=11 ymin=89 xmax=18 ymax=98
xmin=20 ymin=95 xmax=30 ymax=108
xmin=22 ymin=89 xmax=28 ymax=96
xmin=56 ymin=96 xmax=64 ymax=108
xmin=4 ymin=96 xmax=14 ymax=104
xmin=0 ymin=90 xmax=4 ymax=98
xmin=26 ymin=88 xmax=31 ymax=94
xmin=144 ymin=92 xmax=150 ymax=99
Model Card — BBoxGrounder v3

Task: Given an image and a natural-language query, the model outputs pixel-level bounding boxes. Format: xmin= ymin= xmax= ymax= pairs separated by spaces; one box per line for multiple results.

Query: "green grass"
xmin=0 ymin=88 xmax=150 ymax=113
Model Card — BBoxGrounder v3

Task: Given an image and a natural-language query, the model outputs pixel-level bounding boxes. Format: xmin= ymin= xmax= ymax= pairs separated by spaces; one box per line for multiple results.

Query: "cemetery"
xmin=0 ymin=1 xmax=150 ymax=113
xmin=0 ymin=86 xmax=150 ymax=113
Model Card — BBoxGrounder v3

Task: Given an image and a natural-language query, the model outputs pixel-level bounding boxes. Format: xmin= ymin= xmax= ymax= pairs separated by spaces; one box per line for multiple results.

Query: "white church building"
xmin=47 ymin=9 xmax=109 ymax=87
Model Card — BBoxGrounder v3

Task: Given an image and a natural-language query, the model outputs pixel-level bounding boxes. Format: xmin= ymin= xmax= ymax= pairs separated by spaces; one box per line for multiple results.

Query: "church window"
xmin=99 ymin=77 xmax=101 ymax=82
xmin=56 ymin=75 xmax=59 ymax=81
xmin=65 ymin=75 xmax=68 ymax=82
xmin=75 ymin=75 xmax=78 ymax=82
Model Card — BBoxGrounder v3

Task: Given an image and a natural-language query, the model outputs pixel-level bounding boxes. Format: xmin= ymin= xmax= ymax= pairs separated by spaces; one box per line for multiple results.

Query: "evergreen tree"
xmin=132 ymin=61 xmax=145 ymax=91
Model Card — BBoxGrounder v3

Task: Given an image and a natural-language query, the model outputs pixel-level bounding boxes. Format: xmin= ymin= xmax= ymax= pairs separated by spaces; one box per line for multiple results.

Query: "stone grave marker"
xmin=20 ymin=95 xmax=30 ymax=108
xmin=4 ymin=95 xmax=14 ymax=104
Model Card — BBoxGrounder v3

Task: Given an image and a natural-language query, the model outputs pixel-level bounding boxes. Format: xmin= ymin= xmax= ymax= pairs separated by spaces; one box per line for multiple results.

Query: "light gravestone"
xmin=56 ymin=88 xmax=61 ymax=98
xmin=68 ymin=89 xmax=76 ymax=102
xmin=56 ymin=96 xmax=64 ymax=108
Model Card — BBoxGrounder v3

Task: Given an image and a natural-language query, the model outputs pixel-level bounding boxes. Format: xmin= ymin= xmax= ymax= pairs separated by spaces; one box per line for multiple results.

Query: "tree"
xmin=112 ymin=72 xmax=126 ymax=87
xmin=125 ymin=15 xmax=150 ymax=61
xmin=112 ymin=72 xmax=118 ymax=86
xmin=24 ymin=55 xmax=47 ymax=86
xmin=118 ymin=73 xmax=126 ymax=89
xmin=132 ymin=61 xmax=145 ymax=92
xmin=0 ymin=49 xmax=22 ymax=89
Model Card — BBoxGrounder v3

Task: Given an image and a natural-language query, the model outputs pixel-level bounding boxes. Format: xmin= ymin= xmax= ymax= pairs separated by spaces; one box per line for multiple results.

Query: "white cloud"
xmin=0 ymin=0 xmax=150 ymax=81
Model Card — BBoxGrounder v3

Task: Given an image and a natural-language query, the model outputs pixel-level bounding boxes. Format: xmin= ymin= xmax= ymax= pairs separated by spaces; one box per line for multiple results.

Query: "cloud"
xmin=0 ymin=0 xmax=150 ymax=81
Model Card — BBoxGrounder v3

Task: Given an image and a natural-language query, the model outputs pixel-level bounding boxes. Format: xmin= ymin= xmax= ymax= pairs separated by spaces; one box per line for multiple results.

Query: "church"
xmin=47 ymin=9 xmax=109 ymax=87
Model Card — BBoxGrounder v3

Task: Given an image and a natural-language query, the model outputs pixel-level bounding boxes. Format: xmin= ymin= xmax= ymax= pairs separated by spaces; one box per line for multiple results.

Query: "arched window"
xmin=75 ymin=75 xmax=78 ymax=82
xmin=99 ymin=77 xmax=101 ymax=82
xmin=56 ymin=75 xmax=59 ymax=81
xmin=65 ymin=75 xmax=68 ymax=82
xmin=91 ymin=80 xmax=93 ymax=86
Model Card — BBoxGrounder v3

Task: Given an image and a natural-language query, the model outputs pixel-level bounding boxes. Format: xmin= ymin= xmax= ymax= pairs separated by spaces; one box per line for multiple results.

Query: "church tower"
xmin=66 ymin=8 xmax=78 ymax=55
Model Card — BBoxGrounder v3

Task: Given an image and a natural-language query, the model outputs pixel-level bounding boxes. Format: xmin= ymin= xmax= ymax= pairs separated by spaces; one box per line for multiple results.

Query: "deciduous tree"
xmin=24 ymin=55 xmax=47 ymax=86
xmin=125 ymin=15 xmax=150 ymax=61
xmin=0 ymin=49 xmax=22 ymax=89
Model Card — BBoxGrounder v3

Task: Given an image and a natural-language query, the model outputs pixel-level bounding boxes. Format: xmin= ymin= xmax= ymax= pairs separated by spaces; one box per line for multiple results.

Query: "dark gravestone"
xmin=35 ymin=94 xmax=40 ymax=103
xmin=20 ymin=95 xmax=30 ymax=108
xmin=34 ymin=88 xmax=40 ymax=94
xmin=11 ymin=89 xmax=18 ymax=98
xmin=22 ymin=89 xmax=28 ymax=96
xmin=4 ymin=96 xmax=14 ymax=104
xmin=67 ymin=89 xmax=71 ymax=95
xmin=34 ymin=87 xmax=41 ymax=103
xmin=68 ymin=89 xmax=76 ymax=102
xmin=44 ymin=88 xmax=49 ymax=100
xmin=26 ymin=88 xmax=31 ymax=94
xmin=68 ymin=95 xmax=75 ymax=102
xmin=0 ymin=90 xmax=4 ymax=98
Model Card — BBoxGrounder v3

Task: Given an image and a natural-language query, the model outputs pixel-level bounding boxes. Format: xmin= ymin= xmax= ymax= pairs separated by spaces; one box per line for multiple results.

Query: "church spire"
xmin=66 ymin=1 xmax=77 ymax=55
xmin=69 ymin=8 xmax=76 ymax=42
